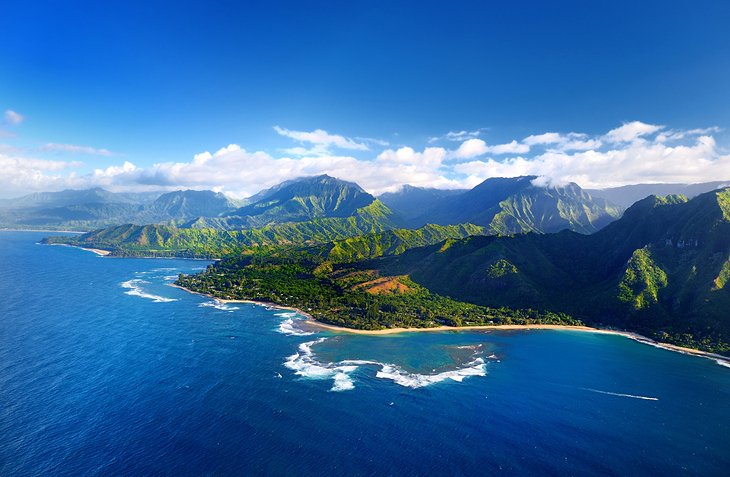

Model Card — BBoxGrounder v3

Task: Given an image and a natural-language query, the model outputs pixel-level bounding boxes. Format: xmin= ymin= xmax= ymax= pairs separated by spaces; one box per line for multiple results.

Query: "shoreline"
xmin=167 ymin=283 xmax=315 ymax=319
xmin=46 ymin=243 xmax=111 ymax=256
xmin=171 ymin=284 xmax=730 ymax=367
xmin=42 ymin=242 xmax=220 ymax=260
xmin=1 ymin=227 xmax=85 ymax=234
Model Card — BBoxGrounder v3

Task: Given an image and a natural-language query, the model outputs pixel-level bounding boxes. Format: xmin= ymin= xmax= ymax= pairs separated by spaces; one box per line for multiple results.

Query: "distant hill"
xmin=0 ymin=188 xmax=236 ymax=231
xmin=587 ymin=181 xmax=730 ymax=208
xmin=372 ymin=188 xmax=730 ymax=352
xmin=378 ymin=185 xmax=466 ymax=222
xmin=405 ymin=176 xmax=623 ymax=234
xmin=44 ymin=199 xmax=397 ymax=257
xmin=0 ymin=187 xmax=160 ymax=209
xmin=144 ymin=190 xmax=236 ymax=223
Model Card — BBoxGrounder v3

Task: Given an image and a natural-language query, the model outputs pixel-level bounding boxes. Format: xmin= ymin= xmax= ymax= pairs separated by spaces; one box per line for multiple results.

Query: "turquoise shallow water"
xmin=1 ymin=231 xmax=729 ymax=475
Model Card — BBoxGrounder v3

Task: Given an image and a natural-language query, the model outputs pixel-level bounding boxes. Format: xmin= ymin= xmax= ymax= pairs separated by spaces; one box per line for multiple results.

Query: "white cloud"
xmin=273 ymin=126 xmax=369 ymax=152
xmin=523 ymin=132 xmax=601 ymax=151
xmin=377 ymin=146 xmax=446 ymax=168
xmin=452 ymin=138 xmax=488 ymax=159
xmin=0 ymin=151 xmax=84 ymax=196
xmin=523 ymin=132 xmax=563 ymax=146
xmin=488 ymin=140 xmax=530 ymax=155
xmin=605 ymin=121 xmax=663 ymax=143
xmin=41 ymin=143 xmax=114 ymax=156
xmin=455 ymin=133 xmax=730 ymax=189
xmin=4 ymin=110 xmax=24 ymax=125
xmin=2 ymin=121 xmax=729 ymax=199
xmin=450 ymin=138 xmax=529 ymax=159
xmin=428 ymin=129 xmax=484 ymax=143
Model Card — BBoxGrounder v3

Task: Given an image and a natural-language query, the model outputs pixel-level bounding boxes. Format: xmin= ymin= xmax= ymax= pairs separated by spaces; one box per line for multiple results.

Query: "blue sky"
xmin=2 ymin=0 xmax=730 ymax=197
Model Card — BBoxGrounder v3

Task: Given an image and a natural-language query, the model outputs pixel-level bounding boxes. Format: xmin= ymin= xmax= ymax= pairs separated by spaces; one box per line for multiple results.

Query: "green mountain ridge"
xmin=398 ymin=176 xmax=623 ymax=234
xmin=371 ymin=189 xmax=730 ymax=352
xmin=44 ymin=199 xmax=398 ymax=257
xmin=222 ymin=174 xmax=378 ymax=228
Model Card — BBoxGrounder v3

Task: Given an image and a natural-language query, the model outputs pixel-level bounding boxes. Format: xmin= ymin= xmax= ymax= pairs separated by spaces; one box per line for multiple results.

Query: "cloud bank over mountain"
xmin=1 ymin=120 xmax=728 ymax=198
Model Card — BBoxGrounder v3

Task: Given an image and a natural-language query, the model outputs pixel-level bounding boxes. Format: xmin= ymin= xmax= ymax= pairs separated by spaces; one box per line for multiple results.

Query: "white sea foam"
xmin=198 ymin=301 xmax=239 ymax=312
xmin=332 ymin=371 xmax=356 ymax=391
xmin=275 ymin=311 xmax=298 ymax=318
xmin=284 ymin=339 xmax=488 ymax=391
xmin=278 ymin=318 xmax=315 ymax=336
xmin=583 ymin=388 xmax=658 ymax=401
xmin=284 ymin=339 xmax=357 ymax=391
xmin=120 ymin=279 xmax=178 ymax=303
xmin=163 ymin=275 xmax=179 ymax=281
xmin=375 ymin=358 xmax=487 ymax=388
xmin=715 ymin=359 xmax=730 ymax=368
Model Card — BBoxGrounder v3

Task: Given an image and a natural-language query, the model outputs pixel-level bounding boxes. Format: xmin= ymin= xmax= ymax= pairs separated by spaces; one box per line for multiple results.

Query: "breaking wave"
xmin=275 ymin=312 xmax=314 ymax=336
xmin=120 ymin=279 xmax=177 ymax=303
xmin=198 ymin=301 xmax=239 ymax=312
xmin=284 ymin=338 xmax=489 ymax=391
xmin=284 ymin=339 xmax=357 ymax=392
xmin=375 ymin=358 xmax=487 ymax=388
xmin=715 ymin=359 xmax=730 ymax=368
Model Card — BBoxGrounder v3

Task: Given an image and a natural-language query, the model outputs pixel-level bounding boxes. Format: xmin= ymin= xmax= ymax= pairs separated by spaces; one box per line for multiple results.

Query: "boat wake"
xmin=582 ymin=388 xmax=659 ymax=401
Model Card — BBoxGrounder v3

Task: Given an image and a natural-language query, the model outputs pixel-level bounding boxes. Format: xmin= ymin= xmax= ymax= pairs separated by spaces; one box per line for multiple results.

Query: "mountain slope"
xmin=44 ymin=199 xmax=398 ymax=257
xmin=408 ymin=176 xmax=622 ymax=234
xmin=0 ymin=188 xmax=237 ymax=230
xmin=0 ymin=187 xmax=159 ymax=209
xmin=144 ymin=190 xmax=236 ymax=222
xmin=373 ymin=189 xmax=730 ymax=352
xmin=587 ymin=181 xmax=730 ymax=208
xmin=225 ymin=175 xmax=378 ymax=228
xmin=378 ymin=185 xmax=467 ymax=221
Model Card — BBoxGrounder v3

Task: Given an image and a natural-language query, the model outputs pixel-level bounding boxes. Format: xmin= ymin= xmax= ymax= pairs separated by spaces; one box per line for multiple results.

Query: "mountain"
xmin=0 ymin=187 xmax=159 ymax=209
xmin=224 ymin=175 xmax=378 ymax=228
xmin=143 ymin=190 xmax=236 ymax=222
xmin=378 ymin=185 xmax=467 ymax=221
xmin=0 ymin=187 xmax=238 ymax=231
xmin=372 ymin=189 xmax=730 ymax=352
xmin=587 ymin=181 xmax=730 ymax=208
xmin=0 ymin=188 xmax=156 ymax=230
xmin=41 ymin=175 xmax=403 ymax=255
xmin=44 ymin=199 xmax=397 ymax=258
xmin=407 ymin=176 xmax=623 ymax=234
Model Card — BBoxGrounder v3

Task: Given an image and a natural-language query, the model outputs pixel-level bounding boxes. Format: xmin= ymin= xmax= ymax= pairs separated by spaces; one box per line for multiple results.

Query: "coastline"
xmin=170 ymin=283 xmax=730 ymax=367
xmin=1 ymin=228 xmax=84 ymax=234
xmin=46 ymin=243 xmax=111 ymax=256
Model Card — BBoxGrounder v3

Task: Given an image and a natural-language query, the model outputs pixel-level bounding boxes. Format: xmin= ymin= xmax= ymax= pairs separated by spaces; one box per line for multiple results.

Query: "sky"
xmin=1 ymin=0 xmax=730 ymax=198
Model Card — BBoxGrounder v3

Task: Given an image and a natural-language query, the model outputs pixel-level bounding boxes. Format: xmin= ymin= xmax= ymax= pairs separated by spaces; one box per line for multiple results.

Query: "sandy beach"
xmin=170 ymin=284 xmax=730 ymax=367
xmin=46 ymin=243 xmax=111 ymax=256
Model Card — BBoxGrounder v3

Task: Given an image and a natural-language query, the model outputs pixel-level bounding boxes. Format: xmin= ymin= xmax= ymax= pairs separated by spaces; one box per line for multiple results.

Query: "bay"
xmin=1 ymin=231 xmax=728 ymax=475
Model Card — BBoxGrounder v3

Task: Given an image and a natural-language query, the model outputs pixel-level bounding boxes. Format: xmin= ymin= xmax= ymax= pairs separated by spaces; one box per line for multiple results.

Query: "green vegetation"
xmin=618 ymin=248 xmax=668 ymax=309
xmin=403 ymin=176 xmax=623 ymax=234
xmin=176 ymin=251 xmax=580 ymax=330
xmin=374 ymin=190 xmax=730 ymax=354
xmin=487 ymin=259 xmax=518 ymax=278
xmin=713 ymin=257 xmax=730 ymax=290
xmin=43 ymin=200 xmax=398 ymax=258
xmin=37 ymin=177 xmax=730 ymax=355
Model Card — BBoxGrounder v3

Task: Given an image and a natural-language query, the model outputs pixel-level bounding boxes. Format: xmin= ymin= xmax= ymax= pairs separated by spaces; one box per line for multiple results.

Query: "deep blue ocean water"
xmin=1 ymin=231 xmax=729 ymax=476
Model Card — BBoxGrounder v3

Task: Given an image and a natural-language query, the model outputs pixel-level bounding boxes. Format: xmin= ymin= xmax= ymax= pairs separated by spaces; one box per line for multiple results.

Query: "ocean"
xmin=1 ymin=231 xmax=728 ymax=475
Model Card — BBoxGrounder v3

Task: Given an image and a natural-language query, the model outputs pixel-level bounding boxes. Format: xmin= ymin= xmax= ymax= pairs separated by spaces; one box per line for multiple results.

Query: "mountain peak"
xmin=227 ymin=175 xmax=380 ymax=227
